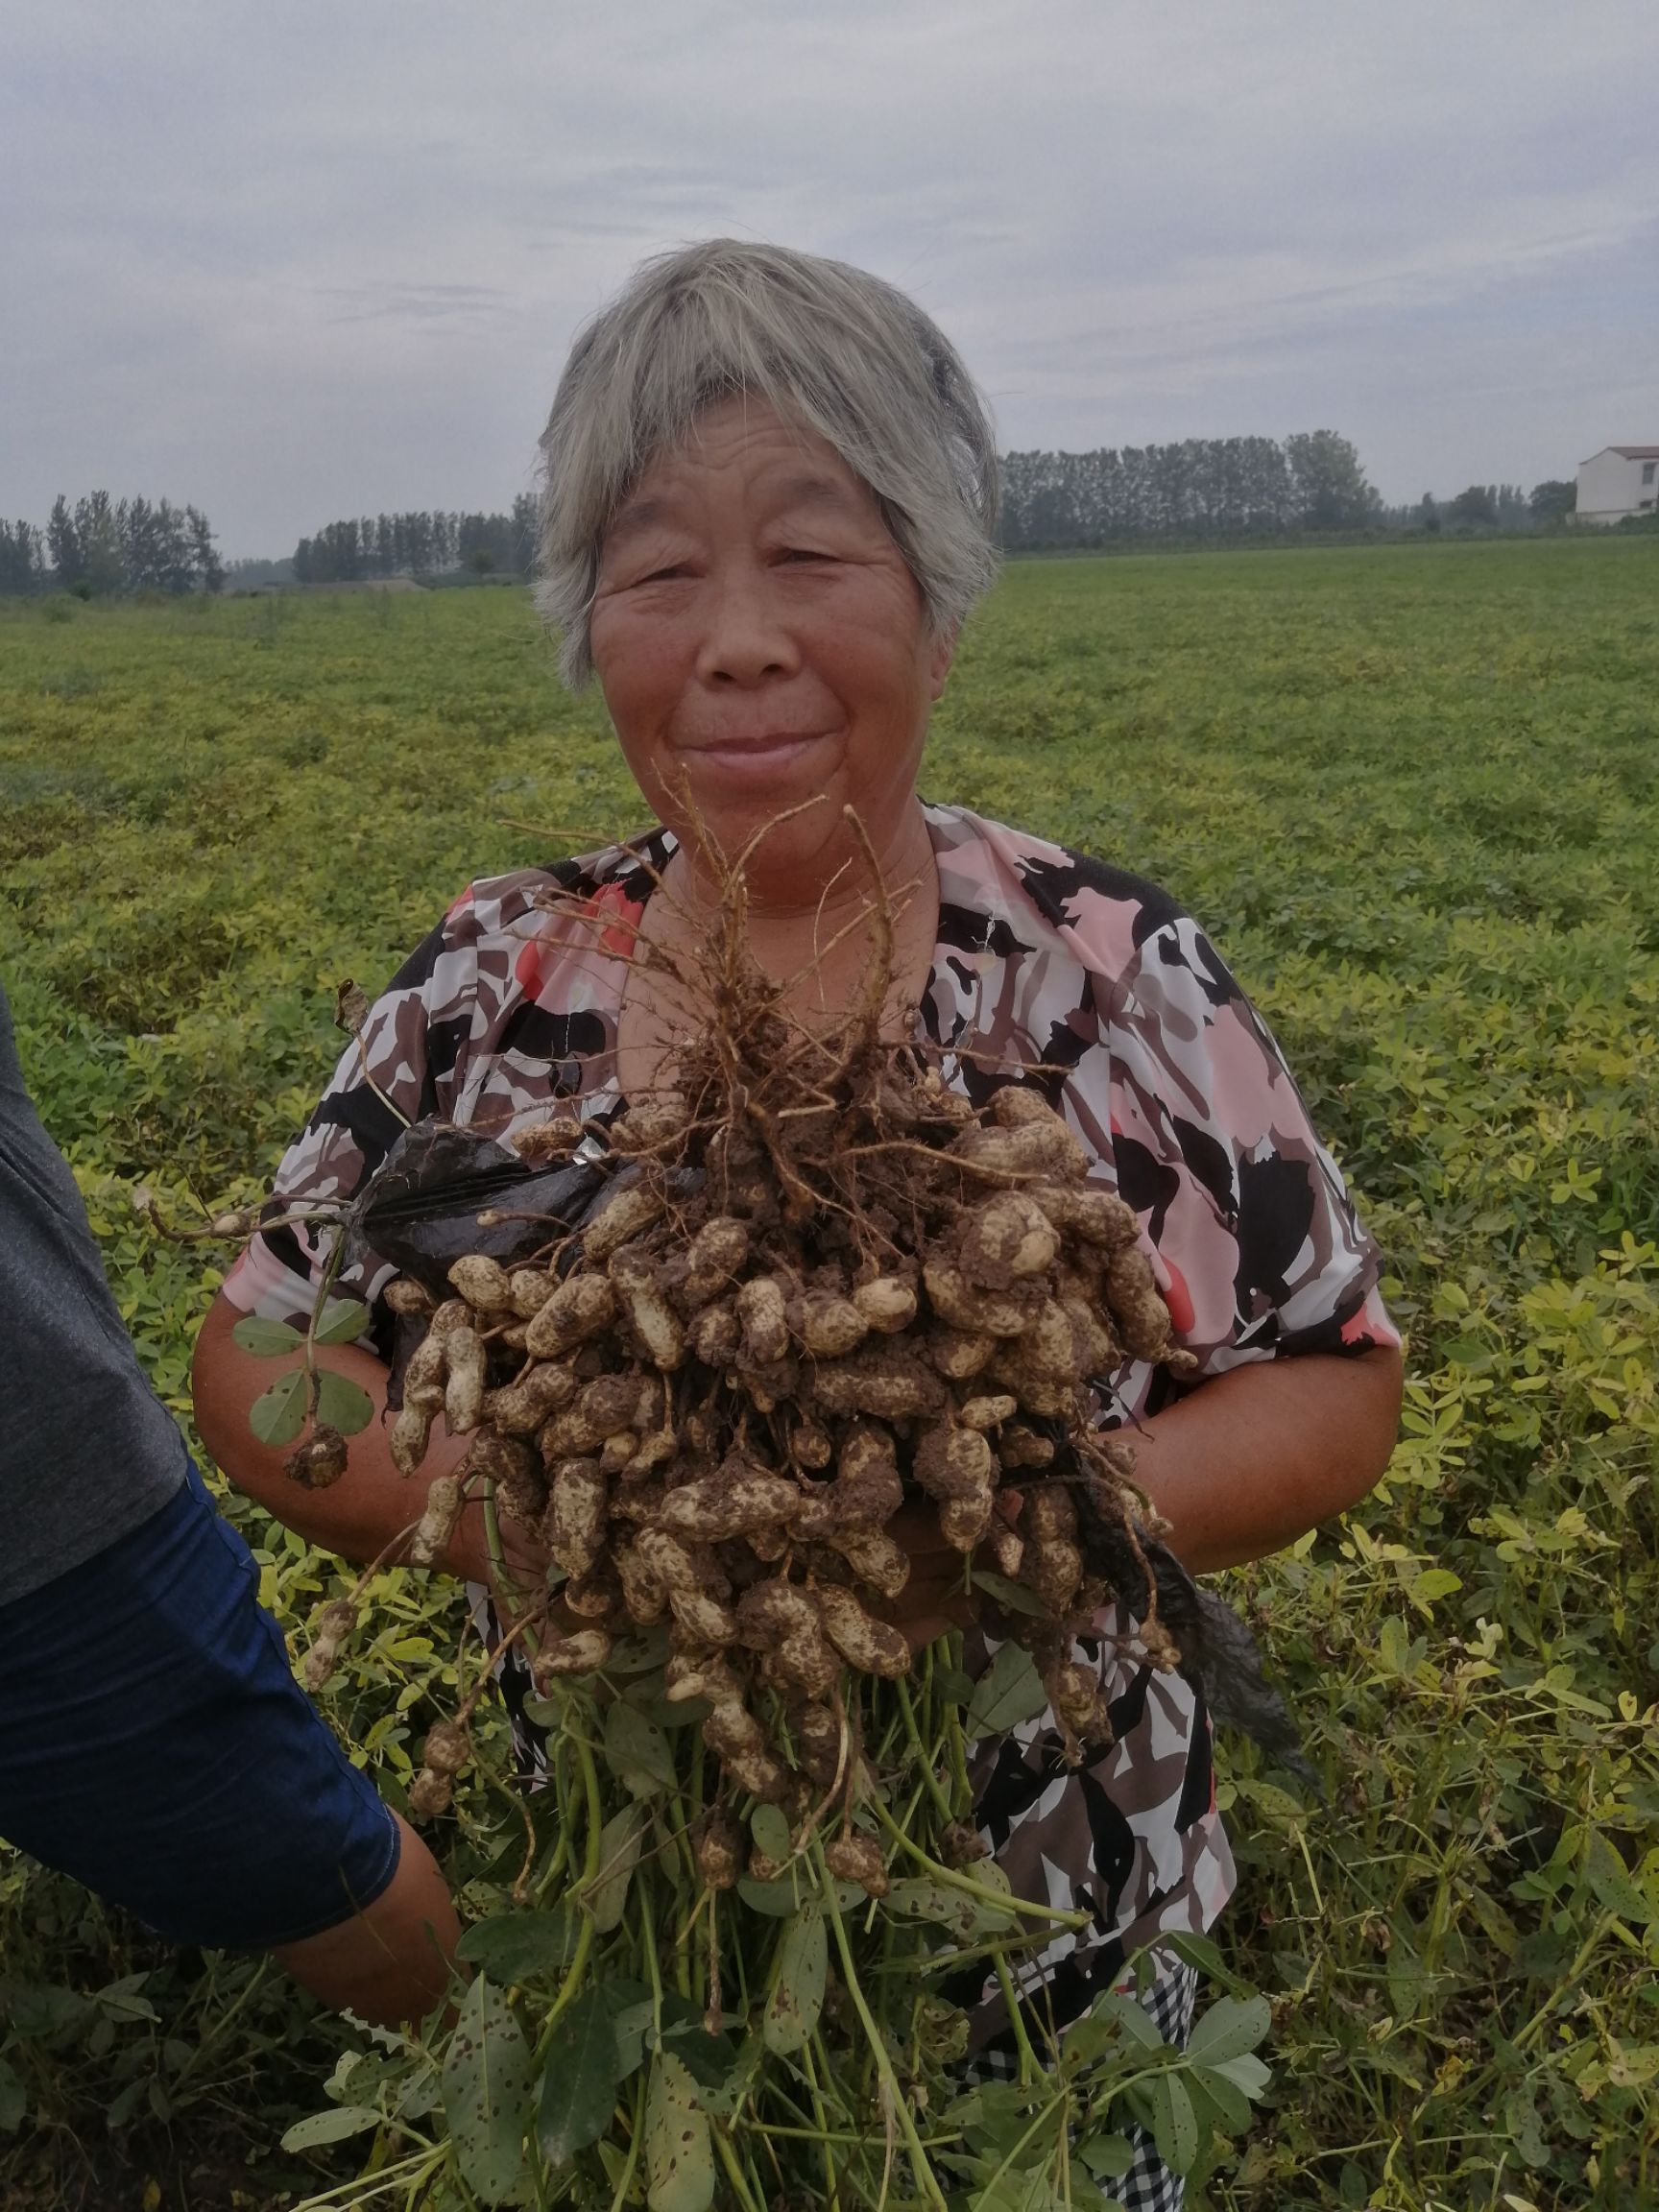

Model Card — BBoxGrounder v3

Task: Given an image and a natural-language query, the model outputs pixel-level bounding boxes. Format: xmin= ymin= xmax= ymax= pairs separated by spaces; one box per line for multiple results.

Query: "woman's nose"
xmin=695 ymin=567 xmax=800 ymax=685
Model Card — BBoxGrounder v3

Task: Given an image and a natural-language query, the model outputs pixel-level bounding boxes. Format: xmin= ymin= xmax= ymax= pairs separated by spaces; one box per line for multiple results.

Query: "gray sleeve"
xmin=0 ymin=980 xmax=186 ymax=1603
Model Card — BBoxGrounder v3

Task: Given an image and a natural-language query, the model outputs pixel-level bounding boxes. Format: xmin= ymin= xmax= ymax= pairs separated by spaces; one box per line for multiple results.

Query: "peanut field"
xmin=1 ymin=536 xmax=1656 ymax=2212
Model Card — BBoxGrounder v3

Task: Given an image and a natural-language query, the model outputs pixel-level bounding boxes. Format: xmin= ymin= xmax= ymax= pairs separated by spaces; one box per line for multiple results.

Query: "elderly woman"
xmin=194 ymin=240 xmax=1401 ymax=2202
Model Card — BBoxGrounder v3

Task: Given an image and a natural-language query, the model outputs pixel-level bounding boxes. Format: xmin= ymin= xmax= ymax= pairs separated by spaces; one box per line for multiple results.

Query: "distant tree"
xmin=73 ymin=493 xmax=126 ymax=593
xmin=1415 ymin=493 xmax=1440 ymax=534
xmin=1447 ymin=484 xmax=1498 ymax=528
xmin=224 ymin=555 xmax=295 ymax=588
xmin=1285 ymin=431 xmax=1382 ymax=531
xmin=46 ymin=495 xmax=83 ymax=587
xmin=0 ymin=519 xmax=47 ymax=593
xmin=512 ymin=493 xmax=538 ymax=571
xmin=187 ymin=506 xmax=224 ymax=592
xmin=1529 ymin=479 xmax=1575 ymax=524
xmin=294 ymin=502 xmax=542 ymax=581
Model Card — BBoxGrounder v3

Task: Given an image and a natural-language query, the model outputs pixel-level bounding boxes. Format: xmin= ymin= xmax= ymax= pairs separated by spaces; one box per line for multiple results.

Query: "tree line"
xmin=293 ymin=450 xmax=1381 ymax=575
xmin=996 ymin=431 xmax=1383 ymax=547
xmin=292 ymin=498 xmax=538 ymax=584
xmin=3 ymin=451 xmax=1582 ymax=601
xmin=292 ymin=462 xmax=1584 ymax=571
xmin=0 ymin=493 xmax=223 ymax=596
xmin=1403 ymin=480 xmax=1575 ymax=533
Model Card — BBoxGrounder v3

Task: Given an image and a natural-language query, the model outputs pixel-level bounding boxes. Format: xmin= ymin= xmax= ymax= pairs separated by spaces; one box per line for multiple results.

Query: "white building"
xmin=1575 ymin=445 xmax=1659 ymax=526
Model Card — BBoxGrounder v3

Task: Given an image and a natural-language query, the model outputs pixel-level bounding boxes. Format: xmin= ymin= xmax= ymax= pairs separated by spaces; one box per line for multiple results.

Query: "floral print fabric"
xmin=225 ymin=800 xmax=1397 ymax=2055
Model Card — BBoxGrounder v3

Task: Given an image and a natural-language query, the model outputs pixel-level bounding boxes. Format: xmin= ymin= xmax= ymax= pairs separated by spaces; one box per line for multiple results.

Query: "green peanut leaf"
xmin=249 ymin=1370 xmax=307 ymax=1447
xmin=584 ymin=1806 xmax=644 ymax=1934
xmin=599 ymin=1982 xmax=655 ymax=2080
xmin=761 ymin=1906 xmax=827 ymax=2056
xmin=651 ymin=1994 xmax=741 ymax=2102
xmin=1208 ymin=2052 xmax=1270 ymax=2100
xmin=1185 ymin=1993 xmax=1272 ymax=2066
xmin=888 ymin=1876 xmax=1015 ymax=1942
xmin=1089 ymin=1988 xmax=1168 ymax=2052
xmin=1074 ymin=2130 xmax=1133 ymax=2179
xmin=749 ymin=1804 xmax=791 ymax=1863
xmin=1190 ymin=2060 xmax=1255 ymax=2132
xmin=608 ymin=1626 xmax=673 ymax=1676
xmin=231 ymin=1314 xmax=302 ymax=1357
xmin=932 ymin=1665 xmax=977 ymax=1705
xmin=314 ymin=1368 xmax=374 ymax=1436
xmin=644 ymin=2052 xmax=714 ymax=2212
xmin=602 ymin=1700 xmax=677 ymax=1800
xmin=537 ymin=1985 xmax=626 ymax=2170
xmin=736 ymin=1875 xmax=805 ymax=1917
xmin=441 ymin=1977 xmax=533 ymax=2203
xmin=279 ymin=2104 xmax=380 ymax=2152
xmin=313 ymin=1295 xmax=372 ymax=1345
xmin=1584 ymin=1830 xmax=1658 ymax=1926
xmin=965 ymin=1642 xmax=1048 ymax=1738
xmin=1143 ymin=2070 xmax=1199 ymax=2176
xmin=455 ymin=1909 xmax=579 ymax=1984
xmin=971 ymin=1569 xmax=1047 ymax=1617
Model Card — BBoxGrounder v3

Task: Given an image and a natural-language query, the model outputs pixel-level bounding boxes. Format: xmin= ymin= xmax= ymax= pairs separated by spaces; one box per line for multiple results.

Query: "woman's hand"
xmin=190 ymin=1291 xmax=548 ymax=1591
xmin=876 ymin=1500 xmax=978 ymax=1654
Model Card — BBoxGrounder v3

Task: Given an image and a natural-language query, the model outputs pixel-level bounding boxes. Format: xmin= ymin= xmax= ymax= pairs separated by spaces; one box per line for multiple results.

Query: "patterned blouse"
xmin=225 ymin=801 xmax=1397 ymax=2052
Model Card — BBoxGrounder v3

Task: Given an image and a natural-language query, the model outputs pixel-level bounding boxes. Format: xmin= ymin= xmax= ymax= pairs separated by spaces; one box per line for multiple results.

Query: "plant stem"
xmin=894 ymin=1678 xmax=954 ymax=1826
xmin=811 ymin=1838 xmax=949 ymax=2212
xmin=532 ymin=1729 xmax=604 ymax=2061
xmin=994 ymin=1951 xmax=1044 ymax=2084
xmin=866 ymin=1792 xmax=1090 ymax=1928
xmin=711 ymin=2126 xmax=769 ymax=2212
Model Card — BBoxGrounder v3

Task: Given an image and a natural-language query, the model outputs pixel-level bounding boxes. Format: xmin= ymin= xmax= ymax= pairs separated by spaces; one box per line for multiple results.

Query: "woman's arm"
xmin=191 ymin=1290 xmax=549 ymax=1589
xmin=272 ymin=1812 xmax=461 ymax=2028
xmin=1123 ymin=1344 xmax=1403 ymax=1575
xmin=882 ymin=1349 xmax=1402 ymax=1646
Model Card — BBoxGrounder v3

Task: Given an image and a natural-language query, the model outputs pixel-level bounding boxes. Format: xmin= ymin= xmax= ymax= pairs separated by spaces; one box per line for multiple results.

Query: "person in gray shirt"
xmin=0 ymin=977 xmax=458 ymax=2027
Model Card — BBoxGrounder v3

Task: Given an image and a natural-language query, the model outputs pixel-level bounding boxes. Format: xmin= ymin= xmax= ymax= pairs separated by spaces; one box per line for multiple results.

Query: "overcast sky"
xmin=4 ymin=0 xmax=1656 ymax=555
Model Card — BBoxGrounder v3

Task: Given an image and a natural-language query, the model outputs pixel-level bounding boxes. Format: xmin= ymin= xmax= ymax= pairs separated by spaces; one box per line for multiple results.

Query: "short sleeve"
xmin=221 ymin=911 xmax=472 ymax=1334
xmin=1103 ymin=913 xmax=1399 ymax=1377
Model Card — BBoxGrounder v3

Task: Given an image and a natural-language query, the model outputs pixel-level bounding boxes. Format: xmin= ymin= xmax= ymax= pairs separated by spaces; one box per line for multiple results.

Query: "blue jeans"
xmin=0 ymin=1460 xmax=398 ymax=1947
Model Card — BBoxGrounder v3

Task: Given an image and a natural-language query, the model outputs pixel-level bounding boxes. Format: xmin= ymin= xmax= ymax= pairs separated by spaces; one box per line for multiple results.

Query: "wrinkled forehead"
xmin=603 ymin=394 xmax=876 ymax=544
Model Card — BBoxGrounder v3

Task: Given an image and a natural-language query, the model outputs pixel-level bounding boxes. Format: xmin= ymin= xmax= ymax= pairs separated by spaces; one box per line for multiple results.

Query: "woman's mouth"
xmin=685 ymin=732 xmax=832 ymax=781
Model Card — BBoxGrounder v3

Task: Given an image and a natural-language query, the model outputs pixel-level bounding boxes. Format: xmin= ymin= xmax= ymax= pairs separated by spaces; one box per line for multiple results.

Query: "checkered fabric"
xmin=1113 ymin=1963 xmax=1198 ymax=2211
xmin=959 ymin=1960 xmax=1198 ymax=2211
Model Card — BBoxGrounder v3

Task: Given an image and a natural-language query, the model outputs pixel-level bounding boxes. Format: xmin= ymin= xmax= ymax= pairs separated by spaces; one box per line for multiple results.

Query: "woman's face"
xmin=588 ymin=397 xmax=953 ymax=909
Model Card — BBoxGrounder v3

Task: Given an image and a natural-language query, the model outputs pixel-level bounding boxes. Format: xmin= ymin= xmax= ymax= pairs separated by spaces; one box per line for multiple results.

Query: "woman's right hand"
xmin=190 ymin=1290 xmax=547 ymax=1593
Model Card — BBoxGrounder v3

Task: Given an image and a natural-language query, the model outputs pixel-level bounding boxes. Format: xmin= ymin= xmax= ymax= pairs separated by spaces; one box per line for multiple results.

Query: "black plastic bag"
xmin=343 ymin=1118 xmax=608 ymax=1298
xmin=1070 ymin=1448 xmax=1320 ymax=1790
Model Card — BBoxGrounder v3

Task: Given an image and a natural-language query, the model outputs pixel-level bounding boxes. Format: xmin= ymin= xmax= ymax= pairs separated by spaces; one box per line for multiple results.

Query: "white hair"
xmin=535 ymin=238 xmax=999 ymax=685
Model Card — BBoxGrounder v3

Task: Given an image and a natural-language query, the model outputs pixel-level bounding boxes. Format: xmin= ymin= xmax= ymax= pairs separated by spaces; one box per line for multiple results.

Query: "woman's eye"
xmin=778 ymin=547 xmax=831 ymax=565
xmin=639 ymin=564 xmax=688 ymax=585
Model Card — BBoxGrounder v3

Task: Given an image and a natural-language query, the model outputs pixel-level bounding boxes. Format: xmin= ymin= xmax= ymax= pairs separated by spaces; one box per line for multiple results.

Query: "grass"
xmin=1 ymin=536 xmax=1656 ymax=2209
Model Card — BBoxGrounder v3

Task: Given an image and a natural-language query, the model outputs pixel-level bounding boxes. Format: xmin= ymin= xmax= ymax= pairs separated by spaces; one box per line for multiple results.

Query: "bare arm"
xmin=1126 ymin=1344 xmax=1404 ymax=1575
xmin=888 ymin=1346 xmax=1402 ymax=1646
xmin=190 ymin=1289 xmax=548 ymax=1589
xmin=271 ymin=1812 xmax=461 ymax=2028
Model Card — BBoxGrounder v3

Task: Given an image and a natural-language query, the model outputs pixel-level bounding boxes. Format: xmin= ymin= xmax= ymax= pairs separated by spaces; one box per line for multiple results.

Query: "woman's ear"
xmin=927 ymin=624 xmax=958 ymax=701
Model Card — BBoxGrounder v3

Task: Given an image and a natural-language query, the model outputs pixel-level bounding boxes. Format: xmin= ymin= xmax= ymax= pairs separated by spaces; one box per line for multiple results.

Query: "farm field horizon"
xmin=2 ymin=535 xmax=1657 ymax=2211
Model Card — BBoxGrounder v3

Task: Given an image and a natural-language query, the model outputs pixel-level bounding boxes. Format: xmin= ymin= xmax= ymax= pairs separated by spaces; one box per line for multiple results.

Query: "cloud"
xmin=2 ymin=0 xmax=1655 ymax=548
xmin=315 ymin=284 xmax=517 ymax=328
